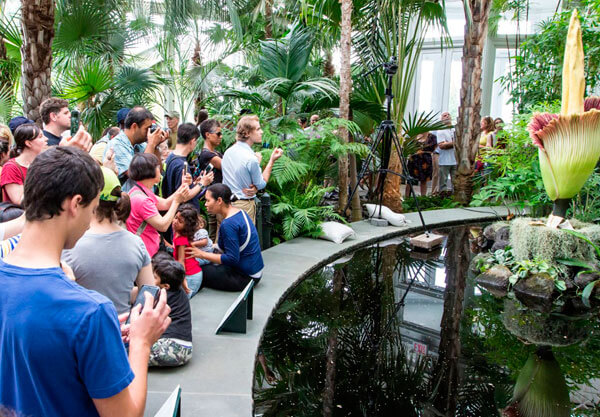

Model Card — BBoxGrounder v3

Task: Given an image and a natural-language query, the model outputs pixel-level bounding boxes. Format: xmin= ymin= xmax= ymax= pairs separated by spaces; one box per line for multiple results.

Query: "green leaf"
xmin=555 ymin=258 xmax=595 ymax=269
xmin=581 ymin=280 xmax=599 ymax=308
xmin=555 ymin=280 xmax=567 ymax=292
xmin=259 ymin=25 xmax=314 ymax=83
xmin=509 ymin=275 xmax=518 ymax=285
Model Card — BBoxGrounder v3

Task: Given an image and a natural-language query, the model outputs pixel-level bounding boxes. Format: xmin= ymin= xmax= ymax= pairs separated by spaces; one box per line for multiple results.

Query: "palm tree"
xmin=20 ymin=0 xmax=54 ymax=123
xmin=454 ymin=0 xmax=493 ymax=204
xmin=338 ymin=0 xmax=353 ymax=215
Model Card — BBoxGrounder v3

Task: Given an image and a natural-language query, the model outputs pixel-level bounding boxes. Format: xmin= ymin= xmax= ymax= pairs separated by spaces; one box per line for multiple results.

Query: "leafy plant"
xmin=271 ymin=182 xmax=344 ymax=241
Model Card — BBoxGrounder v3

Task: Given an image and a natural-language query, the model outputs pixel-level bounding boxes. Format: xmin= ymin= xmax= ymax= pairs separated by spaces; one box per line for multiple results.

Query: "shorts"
xmin=149 ymin=338 xmax=193 ymax=367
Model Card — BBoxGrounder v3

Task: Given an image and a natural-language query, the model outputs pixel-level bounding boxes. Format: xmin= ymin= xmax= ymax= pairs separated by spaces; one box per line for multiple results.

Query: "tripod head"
xmin=382 ymin=57 xmax=398 ymax=76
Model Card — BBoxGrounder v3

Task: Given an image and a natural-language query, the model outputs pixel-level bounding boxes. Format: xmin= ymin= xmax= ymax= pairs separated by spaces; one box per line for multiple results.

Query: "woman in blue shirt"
xmin=185 ymin=183 xmax=263 ymax=291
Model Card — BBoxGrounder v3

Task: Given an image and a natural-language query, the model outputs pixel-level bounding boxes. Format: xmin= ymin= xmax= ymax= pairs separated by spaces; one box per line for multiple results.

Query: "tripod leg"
xmin=344 ymin=126 xmax=387 ymax=214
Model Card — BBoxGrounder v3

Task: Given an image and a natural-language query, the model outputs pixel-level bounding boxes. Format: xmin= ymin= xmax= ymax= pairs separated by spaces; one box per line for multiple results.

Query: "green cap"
xmin=100 ymin=167 xmax=121 ymax=202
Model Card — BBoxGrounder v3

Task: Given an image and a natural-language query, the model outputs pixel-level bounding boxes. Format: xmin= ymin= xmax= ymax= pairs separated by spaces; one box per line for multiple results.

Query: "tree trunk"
xmin=382 ymin=151 xmax=403 ymax=212
xmin=454 ymin=0 xmax=492 ymax=204
xmin=322 ymin=267 xmax=343 ymax=417
xmin=192 ymin=39 xmax=205 ymax=113
xmin=20 ymin=0 xmax=54 ymax=125
xmin=431 ymin=226 xmax=470 ymax=416
xmin=337 ymin=0 xmax=352 ymax=213
xmin=264 ymin=0 xmax=273 ymax=39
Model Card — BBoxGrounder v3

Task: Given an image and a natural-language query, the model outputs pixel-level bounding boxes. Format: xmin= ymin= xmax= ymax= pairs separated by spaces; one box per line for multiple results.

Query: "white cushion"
xmin=365 ymin=204 xmax=408 ymax=226
xmin=319 ymin=221 xmax=356 ymax=244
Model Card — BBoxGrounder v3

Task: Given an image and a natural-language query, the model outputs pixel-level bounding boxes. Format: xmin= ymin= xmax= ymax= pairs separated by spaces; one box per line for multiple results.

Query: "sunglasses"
xmin=212 ymin=131 xmax=222 ymax=137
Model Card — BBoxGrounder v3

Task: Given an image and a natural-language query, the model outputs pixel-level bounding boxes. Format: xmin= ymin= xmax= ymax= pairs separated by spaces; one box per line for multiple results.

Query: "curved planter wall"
xmin=145 ymin=206 xmax=509 ymax=417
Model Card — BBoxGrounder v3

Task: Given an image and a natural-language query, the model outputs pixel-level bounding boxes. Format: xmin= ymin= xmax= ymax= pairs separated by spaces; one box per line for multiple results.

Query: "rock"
xmin=502 ymin=299 xmax=590 ymax=346
xmin=469 ymin=253 xmax=490 ymax=276
xmin=476 ymin=264 xmax=512 ymax=297
xmin=491 ymin=226 xmax=510 ymax=251
xmin=574 ymin=272 xmax=600 ymax=288
xmin=513 ymin=273 xmax=555 ymax=312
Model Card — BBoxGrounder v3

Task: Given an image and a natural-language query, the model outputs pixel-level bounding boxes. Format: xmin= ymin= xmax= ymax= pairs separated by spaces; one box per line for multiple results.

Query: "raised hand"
xmin=59 ymin=124 xmax=93 ymax=152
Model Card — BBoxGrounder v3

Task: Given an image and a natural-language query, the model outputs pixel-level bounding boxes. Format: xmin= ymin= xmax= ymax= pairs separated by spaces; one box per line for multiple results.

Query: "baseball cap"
xmin=8 ymin=116 xmax=35 ymax=134
xmin=165 ymin=110 xmax=180 ymax=119
xmin=116 ymin=108 xmax=131 ymax=125
xmin=100 ymin=167 xmax=121 ymax=202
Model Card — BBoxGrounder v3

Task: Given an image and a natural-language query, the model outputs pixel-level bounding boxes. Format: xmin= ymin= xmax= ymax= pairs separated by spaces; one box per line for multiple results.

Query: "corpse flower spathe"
xmin=527 ymin=10 xmax=600 ymax=206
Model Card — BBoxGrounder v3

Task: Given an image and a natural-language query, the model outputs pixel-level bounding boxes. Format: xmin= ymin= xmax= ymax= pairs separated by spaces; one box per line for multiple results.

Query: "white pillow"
xmin=319 ymin=221 xmax=356 ymax=244
xmin=365 ymin=204 xmax=407 ymax=226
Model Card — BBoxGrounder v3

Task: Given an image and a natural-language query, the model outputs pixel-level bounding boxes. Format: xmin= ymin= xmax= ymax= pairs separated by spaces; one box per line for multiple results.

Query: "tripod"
xmin=345 ymin=58 xmax=429 ymax=234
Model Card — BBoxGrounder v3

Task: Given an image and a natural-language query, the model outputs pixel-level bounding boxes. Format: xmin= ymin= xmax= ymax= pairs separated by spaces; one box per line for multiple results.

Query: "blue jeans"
xmin=186 ymin=271 xmax=203 ymax=299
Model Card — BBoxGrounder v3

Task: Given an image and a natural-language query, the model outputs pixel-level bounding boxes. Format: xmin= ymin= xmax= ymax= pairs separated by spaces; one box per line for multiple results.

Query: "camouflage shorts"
xmin=149 ymin=338 xmax=193 ymax=367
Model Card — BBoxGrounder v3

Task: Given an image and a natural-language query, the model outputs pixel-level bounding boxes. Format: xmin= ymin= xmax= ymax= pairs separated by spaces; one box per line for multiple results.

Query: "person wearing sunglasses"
xmin=198 ymin=119 xmax=225 ymax=241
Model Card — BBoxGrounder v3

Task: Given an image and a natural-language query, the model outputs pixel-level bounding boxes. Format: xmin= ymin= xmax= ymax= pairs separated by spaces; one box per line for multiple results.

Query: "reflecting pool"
xmin=253 ymin=225 xmax=600 ymax=416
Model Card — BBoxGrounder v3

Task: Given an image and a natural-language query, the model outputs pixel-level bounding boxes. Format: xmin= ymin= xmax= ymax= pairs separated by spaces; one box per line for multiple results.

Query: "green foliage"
xmin=471 ymin=104 xmax=557 ymax=214
xmin=402 ymin=194 xmax=460 ymax=212
xmin=499 ymin=0 xmax=600 ymax=112
xmin=271 ymin=183 xmax=344 ymax=241
xmin=569 ymin=172 xmax=600 ymax=223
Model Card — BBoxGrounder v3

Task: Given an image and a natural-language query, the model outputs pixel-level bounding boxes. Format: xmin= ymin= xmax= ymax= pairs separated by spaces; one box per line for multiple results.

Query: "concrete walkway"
xmin=144 ymin=206 xmax=509 ymax=416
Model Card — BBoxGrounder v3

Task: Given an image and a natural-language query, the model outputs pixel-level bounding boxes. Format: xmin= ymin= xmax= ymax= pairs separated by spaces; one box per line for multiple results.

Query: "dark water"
xmin=253 ymin=225 xmax=600 ymax=417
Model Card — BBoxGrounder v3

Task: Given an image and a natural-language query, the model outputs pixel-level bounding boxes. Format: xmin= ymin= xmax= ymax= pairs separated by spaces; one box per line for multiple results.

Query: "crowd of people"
xmin=0 ymin=99 xmax=283 ymax=416
xmin=405 ymin=112 xmax=505 ymax=197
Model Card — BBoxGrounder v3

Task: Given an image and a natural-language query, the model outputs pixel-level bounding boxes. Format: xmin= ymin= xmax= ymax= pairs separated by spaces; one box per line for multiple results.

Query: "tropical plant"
xmin=499 ymin=0 xmax=600 ymax=113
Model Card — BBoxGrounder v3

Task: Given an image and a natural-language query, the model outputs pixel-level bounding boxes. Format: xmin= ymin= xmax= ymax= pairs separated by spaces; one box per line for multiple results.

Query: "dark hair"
xmin=199 ymin=119 xmax=221 ymax=140
xmin=128 ymin=153 xmax=160 ymax=181
xmin=23 ymin=147 xmax=103 ymax=221
xmin=39 ymin=98 xmax=69 ymax=125
xmin=11 ymin=123 xmax=41 ymax=158
xmin=0 ymin=139 xmax=9 ymax=158
xmin=207 ymin=183 xmax=232 ymax=205
xmin=152 ymin=253 xmax=185 ymax=290
xmin=101 ymin=126 xmax=120 ymax=139
xmin=299 ymin=116 xmax=307 ymax=125
xmin=175 ymin=204 xmax=199 ymax=242
xmin=95 ymin=192 xmax=131 ymax=223
xmin=177 ymin=123 xmax=200 ymax=145
xmin=124 ymin=106 xmax=154 ymax=130
xmin=0 ymin=202 xmax=24 ymax=222
xmin=196 ymin=109 xmax=209 ymax=126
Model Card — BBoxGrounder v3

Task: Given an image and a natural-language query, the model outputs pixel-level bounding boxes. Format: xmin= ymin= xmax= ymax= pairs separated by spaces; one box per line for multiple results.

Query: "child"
xmin=172 ymin=204 xmax=203 ymax=298
xmin=149 ymin=253 xmax=193 ymax=367
xmin=192 ymin=214 xmax=214 ymax=265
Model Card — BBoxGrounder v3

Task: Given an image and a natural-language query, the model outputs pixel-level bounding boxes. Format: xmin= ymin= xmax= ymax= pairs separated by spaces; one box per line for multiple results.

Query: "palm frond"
xmin=61 ymin=59 xmax=115 ymax=103
xmin=259 ymin=24 xmax=314 ymax=82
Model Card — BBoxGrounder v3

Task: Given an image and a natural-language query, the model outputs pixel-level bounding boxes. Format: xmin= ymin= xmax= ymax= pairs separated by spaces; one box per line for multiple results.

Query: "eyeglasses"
xmin=212 ymin=131 xmax=222 ymax=137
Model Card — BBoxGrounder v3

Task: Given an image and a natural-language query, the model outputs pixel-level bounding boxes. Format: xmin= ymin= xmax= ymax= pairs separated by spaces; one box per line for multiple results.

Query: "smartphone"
xmin=70 ymin=109 xmax=80 ymax=136
xmin=205 ymin=163 xmax=214 ymax=174
xmin=126 ymin=285 xmax=160 ymax=324
xmin=183 ymin=161 xmax=188 ymax=175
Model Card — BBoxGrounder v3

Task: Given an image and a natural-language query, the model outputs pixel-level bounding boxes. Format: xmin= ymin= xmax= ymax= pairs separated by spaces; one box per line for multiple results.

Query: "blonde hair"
xmin=0 ymin=124 xmax=13 ymax=147
xmin=236 ymin=115 xmax=259 ymax=141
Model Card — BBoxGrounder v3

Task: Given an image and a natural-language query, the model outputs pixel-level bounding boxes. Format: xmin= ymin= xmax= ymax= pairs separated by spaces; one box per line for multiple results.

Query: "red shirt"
xmin=0 ymin=159 xmax=27 ymax=203
xmin=173 ymin=234 xmax=202 ymax=276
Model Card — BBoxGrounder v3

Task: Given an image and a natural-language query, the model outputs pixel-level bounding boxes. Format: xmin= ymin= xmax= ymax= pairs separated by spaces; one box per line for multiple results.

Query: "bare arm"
xmin=185 ymin=247 xmax=222 ymax=264
xmin=176 ymin=245 xmax=186 ymax=268
xmin=209 ymin=155 xmax=222 ymax=170
xmin=4 ymin=183 xmax=23 ymax=205
xmin=135 ymin=264 xmax=154 ymax=288
xmin=438 ymin=141 xmax=454 ymax=150
xmin=145 ymin=201 xmax=180 ymax=233
xmin=2 ymin=213 xmax=25 ymax=239
xmin=191 ymin=238 xmax=208 ymax=248
xmin=261 ymin=148 xmax=283 ymax=184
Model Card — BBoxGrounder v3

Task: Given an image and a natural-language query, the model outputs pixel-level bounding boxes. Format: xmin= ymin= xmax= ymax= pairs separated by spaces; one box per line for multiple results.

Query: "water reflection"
xmin=254 ymin=225 xmax=600 ymax=416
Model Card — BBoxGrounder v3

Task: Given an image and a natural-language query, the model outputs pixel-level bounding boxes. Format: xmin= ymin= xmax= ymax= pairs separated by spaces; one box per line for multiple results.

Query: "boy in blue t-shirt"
xmin=0 ymin=147 xmax=172 ymax=417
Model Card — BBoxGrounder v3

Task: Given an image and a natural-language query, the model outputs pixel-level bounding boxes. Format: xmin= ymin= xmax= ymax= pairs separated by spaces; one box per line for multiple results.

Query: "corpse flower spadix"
xmin=527 ymin=10 xmax=600 ymax=223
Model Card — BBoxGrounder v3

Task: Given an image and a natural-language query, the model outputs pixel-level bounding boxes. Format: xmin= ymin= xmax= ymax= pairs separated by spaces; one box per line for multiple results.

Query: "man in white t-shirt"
xmin=435 ymin=112 xmax=457 ymax=193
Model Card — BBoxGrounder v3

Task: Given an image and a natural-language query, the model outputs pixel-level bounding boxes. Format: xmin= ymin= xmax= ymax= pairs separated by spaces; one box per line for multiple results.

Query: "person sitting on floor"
xmin=192 ymin=213 xmax=214 ymax=266
xmin=185 ymin=183 xmax=263 ymax=292
xmin=150 ymin=252 xmax=193 ymax=367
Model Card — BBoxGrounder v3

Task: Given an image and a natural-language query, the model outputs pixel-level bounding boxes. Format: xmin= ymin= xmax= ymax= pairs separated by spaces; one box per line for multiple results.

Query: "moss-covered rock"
xmin=510 ymin=217 xmax=600 ymax=263
xmin=513 ymin=273 xmax=555 ymax=312
xmin=502 ymin=299 xmax=590 ymax=346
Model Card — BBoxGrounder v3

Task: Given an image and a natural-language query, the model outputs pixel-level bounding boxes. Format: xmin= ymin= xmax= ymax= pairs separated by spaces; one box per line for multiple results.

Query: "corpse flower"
xmin=527 ymin=10 xmax=600 ymax=227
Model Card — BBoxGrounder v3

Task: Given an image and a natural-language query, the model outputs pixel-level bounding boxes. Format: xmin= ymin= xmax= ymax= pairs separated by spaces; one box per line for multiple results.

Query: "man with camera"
xmin=104 ymin=106 xmax=167 ymax=191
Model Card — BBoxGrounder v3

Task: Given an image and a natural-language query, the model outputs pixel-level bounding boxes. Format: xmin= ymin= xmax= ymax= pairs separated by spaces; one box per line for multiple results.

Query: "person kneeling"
xmin=150 ymin=253 xmax=193 ymax=367
xmin=185 ymin=184 xmax=264 ymax=292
